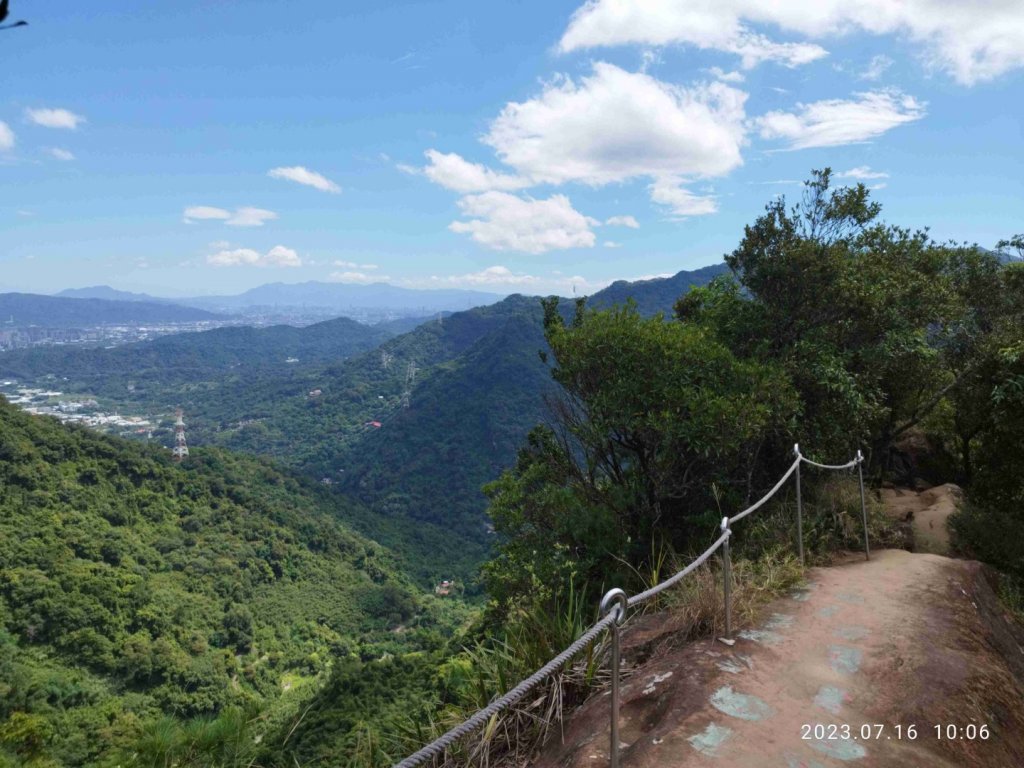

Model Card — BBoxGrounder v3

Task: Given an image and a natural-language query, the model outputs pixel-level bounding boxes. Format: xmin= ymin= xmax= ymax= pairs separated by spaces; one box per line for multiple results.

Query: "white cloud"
xmin=707 ymin=67 xmax=745 ymax=83
xmin=430 ymin=266 xmax=543 ymax=287
xmin=448 ymin=192 xmax=598 ymax=254
xmin=405 ymin=268 xmax=678 ymax=295
xmin=333 ymin=260 xmax=379 ymax=269
xmin=603 ymin=241 xmax=623 ymax=248
xmin=727 ymin=32 xmax=829 ymax=69
xmin=329 ymin=271 xmax=389 ymax=283
xmin=268 ymin=166 xmax=341 ymax=193
xmin=860 ymin=54 xmax=894 ymax=81
xmin=421 ymin=149 xmax=529 ymax=192
xmin=183 ymin=206 xmax=278 ymax=226
xmin=25 ymin=107 xmax=86 ymax=130
xmin=558 ymin=0 xmax=1024 ymax=85
xmin=605 ymin=215 xmax=640 ymax=228
xmin=184 ymin=206 xmax=231 ymax=223
xmin=649 ymin=177 xmax=718 ymax=216
xmin=48 ymin=147 xmax=75 ymax=161
xmin=0 ymin=122 xmax=14 ymax=151
xmin=207 ymin=245 xmax=302 ymax=268
xmin=755 ymin=89 xmax=926 ymax=149
xmin=225 ymin=207 xmax=278 ymax=227
xmin=484 ymin=63 xmax=747 ymax=187
xmin=836 ymin=166 xmax=889 ymax=180
xmin=559 ymin=2 xmax=827 ymax=68
xmin=868 ymin=182 xmax=887 ymax=190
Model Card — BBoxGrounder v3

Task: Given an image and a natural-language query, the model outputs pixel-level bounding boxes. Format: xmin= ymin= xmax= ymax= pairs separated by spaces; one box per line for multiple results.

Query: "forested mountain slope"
xmin=1 ymin=267 xmax=727 ymax=584
xmin=589 ymin=263 xmax=728 ymax=315
xmin=0 ymin=315 xmax=400 ymax=403
xmin=0 ymin=398 xmax=444 ymax=766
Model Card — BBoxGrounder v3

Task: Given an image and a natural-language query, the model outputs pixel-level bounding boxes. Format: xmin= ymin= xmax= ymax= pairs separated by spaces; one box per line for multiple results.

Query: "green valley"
xmin=0 ymin=398 xmax=467 ymax=766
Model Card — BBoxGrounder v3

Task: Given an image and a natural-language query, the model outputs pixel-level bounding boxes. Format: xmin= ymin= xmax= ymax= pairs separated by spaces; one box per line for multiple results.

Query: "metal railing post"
xmin=794 ymin=444 xmax=804 ymax=567
xmin=721 ymin=517 xmax=732 ymax=640
xmin=856 ymin=449 xmax=870 ymax=561
xmin=600 ymin=588 xmax=628 ymax=768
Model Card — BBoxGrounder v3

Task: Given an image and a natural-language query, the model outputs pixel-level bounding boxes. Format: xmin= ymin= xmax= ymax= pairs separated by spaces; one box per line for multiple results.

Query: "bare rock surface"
xmin=534 ymin=550 xmax=1024 ymax=768
xmin=880 ymin=484 xmax=962 ymax=555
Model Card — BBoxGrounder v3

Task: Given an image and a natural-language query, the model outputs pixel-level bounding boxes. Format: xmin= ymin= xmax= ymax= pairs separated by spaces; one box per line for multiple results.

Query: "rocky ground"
xmin=534 ymin=490 xmax=1024 ymax=768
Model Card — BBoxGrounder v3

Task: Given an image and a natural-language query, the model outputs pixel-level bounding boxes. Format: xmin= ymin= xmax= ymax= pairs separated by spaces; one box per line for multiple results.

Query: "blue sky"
xmin=2 ymin=0 xmax=1021 ymax=296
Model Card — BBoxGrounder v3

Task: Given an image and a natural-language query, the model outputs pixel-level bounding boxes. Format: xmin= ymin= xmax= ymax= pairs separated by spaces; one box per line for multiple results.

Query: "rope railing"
xmin=392 ymin=444 xmax=867 ymax=768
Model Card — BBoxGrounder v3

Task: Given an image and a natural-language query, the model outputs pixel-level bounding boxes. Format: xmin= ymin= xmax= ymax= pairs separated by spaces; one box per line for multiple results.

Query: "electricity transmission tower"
xmin=172 ymin=409 xmax=189 ymax=462
xmin=401 ymin=361 xmax=418 ymax=408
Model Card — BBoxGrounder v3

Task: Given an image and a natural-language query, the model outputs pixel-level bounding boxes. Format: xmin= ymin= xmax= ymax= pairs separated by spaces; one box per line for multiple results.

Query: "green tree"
xmin=679 ymin=169 xmax=1006 ymax=462
xmin=483 ymin=300 xmax=797 ymax=618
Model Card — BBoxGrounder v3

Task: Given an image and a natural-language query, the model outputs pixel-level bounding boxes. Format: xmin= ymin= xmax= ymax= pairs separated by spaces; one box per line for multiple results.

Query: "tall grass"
xmin=741 ymin=474 xmax=899 ymax=565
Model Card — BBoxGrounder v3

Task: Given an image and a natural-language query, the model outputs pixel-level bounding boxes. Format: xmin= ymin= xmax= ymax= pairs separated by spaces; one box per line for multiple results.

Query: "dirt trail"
xmin=536 ymin=550 xmax=1024 ymax=768
xmin=880 ymin=484 xmax=961 ymax=555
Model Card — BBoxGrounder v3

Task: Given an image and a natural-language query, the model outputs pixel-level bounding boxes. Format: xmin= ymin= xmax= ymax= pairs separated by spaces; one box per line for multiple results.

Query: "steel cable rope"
xmin=800 ymin=456 xmax=859 ymax=470
xmin=728 ymin=456 xmax=801 ymax=525
xmin=392 ymin=612 xmax=619 ymax=768
xmin=393 ymin=449 xmax=862 ymax=768
xmin=626 ymin=530 xmax=730 ymax=608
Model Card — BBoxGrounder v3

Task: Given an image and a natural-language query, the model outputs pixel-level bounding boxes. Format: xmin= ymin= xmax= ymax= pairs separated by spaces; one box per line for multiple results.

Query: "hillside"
xmin=0 ymin=267 xmax=726 ymax=583
xmin=589 ymin=263 xmax=728 ymax=316
xmin=0 ymin=292 xmax=224 ymax=327
xmin=0 ymin=315 xmax=401 ymax=403
xmin=0 ymin=398 xmax=449 ymax=766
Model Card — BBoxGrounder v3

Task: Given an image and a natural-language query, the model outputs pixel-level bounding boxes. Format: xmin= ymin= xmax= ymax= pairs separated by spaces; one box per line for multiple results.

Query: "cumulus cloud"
xmin=483 ymin=63 xmax=747 ymax=186
xmin=268 ymin=166 xmax=341 ymax=193
xmin=649 ymin=177 xmax=718 ymax=216
xmin=418 ymin=62 xmax=749 ymax=248
xmin=605 ymin=215 xmax=640 ymax=228
xmin=754 ymin=89 xmax=926 ymax=149
xmin=207 ymin=245 xmax=301 ymax=268
xmin=0 ymin=121 xmax=14 ymax=151
xmin=48 ymin=147 xmax=75 ymax=161
xmin=448 ymin=192 xmax=598 ymax=254
xmin=559 ymin=2 xmax=827 ymax=68
xmin=836 ymin=166 xmax=889 ymax=180
xmin=421 ymin=149 xmax=529 ymax=192
xmin=558 ymin=0 xmax=1024 ymax=85
xmin=603 ymin=241 xmax=623 ymax=248
xmin=25 ymin=107 xmax=86 ymax=130
xmin=333 ymin=260 xmax=379 ymax=269
xmin=183 ymin=206 xmax=278 ymax=226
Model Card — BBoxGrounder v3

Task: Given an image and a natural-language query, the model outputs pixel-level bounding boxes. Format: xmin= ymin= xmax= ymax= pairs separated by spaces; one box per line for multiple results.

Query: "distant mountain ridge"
xmin=53 ymin=281 xmax=507 ymax=321
xmin=590 ymin=263 xmax=729 ymax=315
xmin=181 ymin=281 xmax=506 ymax=314
xmin=0 ymin=292 xmax=224 ymax=327
xmin=56 ymin=285 xmax=177 ymax=304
